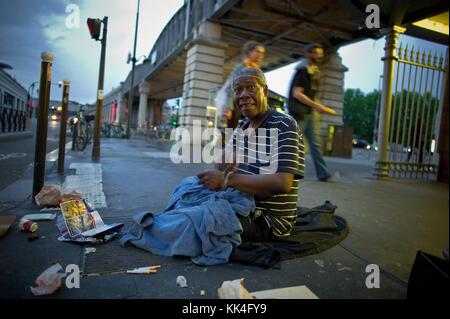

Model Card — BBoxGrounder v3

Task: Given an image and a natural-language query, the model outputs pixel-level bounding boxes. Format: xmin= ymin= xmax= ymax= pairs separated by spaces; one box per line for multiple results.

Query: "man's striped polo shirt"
xmin=228 ymin=109 xmax=305 ymax=237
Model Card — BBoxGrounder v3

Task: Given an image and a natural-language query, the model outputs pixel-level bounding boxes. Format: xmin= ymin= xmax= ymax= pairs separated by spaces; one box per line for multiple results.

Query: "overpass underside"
xmin=105 ymin=0 xmax=448 ymax=182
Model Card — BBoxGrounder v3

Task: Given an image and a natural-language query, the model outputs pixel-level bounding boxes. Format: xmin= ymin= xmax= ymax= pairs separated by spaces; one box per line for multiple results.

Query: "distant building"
xmin=0 ymin=64 xmax=30 ymax=132
xmin=33 ymin=98 xmax=83 ymax=120
xmin=0 ymin=64 xmax=28 ymax=113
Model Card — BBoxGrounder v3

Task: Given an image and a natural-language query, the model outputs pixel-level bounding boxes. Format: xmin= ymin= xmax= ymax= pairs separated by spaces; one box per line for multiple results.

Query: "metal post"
xmin=72 ymin=120 xmax=78 ymax=151
xmin=374 ymin=26 xmax=405 ymax=180
xmin=57 ymin=80 xmax=70 ymax=173
xmin=126 ymin=0 xmax=141 ymax=139
xmin=92 ymin=16 xmax=108 ymax=160
xmin=32 ymin=52 xmax=53 ymax=202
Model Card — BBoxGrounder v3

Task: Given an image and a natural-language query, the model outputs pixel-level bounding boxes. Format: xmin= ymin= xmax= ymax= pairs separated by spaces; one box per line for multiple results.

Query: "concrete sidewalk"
xmin=0 ymin=137 xmax=447 ymax=299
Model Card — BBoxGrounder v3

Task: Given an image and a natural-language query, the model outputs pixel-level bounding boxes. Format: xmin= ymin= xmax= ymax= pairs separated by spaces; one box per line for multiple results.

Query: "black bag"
xmin=407 ymin=250 xmax=449 ymax=299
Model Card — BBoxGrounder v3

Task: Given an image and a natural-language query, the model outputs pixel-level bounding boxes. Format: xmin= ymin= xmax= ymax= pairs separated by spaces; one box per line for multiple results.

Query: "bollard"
xmin=57 ymin=80 xmax=70 ymax=173
xmin=32 ymin=52 xmax=53 ymax=203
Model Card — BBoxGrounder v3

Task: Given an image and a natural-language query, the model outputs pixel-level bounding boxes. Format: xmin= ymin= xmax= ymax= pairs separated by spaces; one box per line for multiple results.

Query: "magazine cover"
xmin=60 ymin=199 xmax=97 ymax=237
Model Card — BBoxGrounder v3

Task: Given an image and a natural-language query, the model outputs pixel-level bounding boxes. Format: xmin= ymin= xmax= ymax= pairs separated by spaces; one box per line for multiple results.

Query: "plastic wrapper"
xmin=30 ymin=263 xmax=65 ymax=296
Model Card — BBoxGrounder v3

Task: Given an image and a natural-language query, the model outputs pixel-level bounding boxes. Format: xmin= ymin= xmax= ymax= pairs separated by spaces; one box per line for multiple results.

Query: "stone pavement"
xmin=0 ymin=137 xmax=447 ymax=299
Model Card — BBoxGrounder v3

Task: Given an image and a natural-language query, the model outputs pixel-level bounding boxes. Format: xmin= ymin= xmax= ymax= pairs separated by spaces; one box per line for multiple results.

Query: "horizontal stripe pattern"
xmin=231 ymin=110 xmax=304 ymax=237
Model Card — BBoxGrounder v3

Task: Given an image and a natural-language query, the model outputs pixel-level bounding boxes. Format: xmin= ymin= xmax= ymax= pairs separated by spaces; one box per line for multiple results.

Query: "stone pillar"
xmin=180 ymin=21 xmax=226 ymax=144
xmin=148 ymin=99 xmax=164 ymax=127
xmin=138 ymin=82 xmax=150 ymax=132
xmin=116 ymin=94 xmax=125 ymax=125
xmin=374 ymin=26 xmax=406 ymax=180
xmin=317 ymin=49 xmax=348 ymax=152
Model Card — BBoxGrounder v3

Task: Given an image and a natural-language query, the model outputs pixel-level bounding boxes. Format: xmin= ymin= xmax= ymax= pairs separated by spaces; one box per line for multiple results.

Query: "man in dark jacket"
xmin=288 ymin=43 xmax=336 ymax=182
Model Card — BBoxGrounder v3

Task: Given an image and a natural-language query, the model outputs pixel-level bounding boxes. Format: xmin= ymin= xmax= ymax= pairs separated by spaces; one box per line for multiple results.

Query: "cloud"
xmin=1 ymin=0 xmax=184 ymax=103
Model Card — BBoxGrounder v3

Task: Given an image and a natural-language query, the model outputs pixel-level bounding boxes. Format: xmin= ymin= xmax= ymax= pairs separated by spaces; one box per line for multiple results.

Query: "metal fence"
xmin=385 ymin=44 xmax=447 ymax=179
xmin=0 ymin=105 xmax=29 ymax=133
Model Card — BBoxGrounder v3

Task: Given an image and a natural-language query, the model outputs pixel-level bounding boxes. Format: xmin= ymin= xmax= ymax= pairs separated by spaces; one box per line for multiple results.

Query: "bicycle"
xmin=69 ymin=107 xmax=94 ymax=151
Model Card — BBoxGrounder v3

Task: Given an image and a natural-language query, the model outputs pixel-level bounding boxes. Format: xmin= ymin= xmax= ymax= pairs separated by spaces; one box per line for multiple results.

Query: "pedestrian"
xmin=288 ymin=43 xmax=336 ymax=182
xmin=215 ymin=40 xmax=265 ymax=132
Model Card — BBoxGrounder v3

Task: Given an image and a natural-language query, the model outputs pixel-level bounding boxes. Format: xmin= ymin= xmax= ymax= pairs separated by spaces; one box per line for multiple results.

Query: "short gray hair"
xmin=232 ymin=67 xmax=267 ymax=88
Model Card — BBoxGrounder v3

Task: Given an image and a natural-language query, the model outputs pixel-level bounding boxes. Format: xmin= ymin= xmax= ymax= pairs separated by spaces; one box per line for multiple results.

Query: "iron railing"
xmin=384 ymin=44 xmax=446 ymax=179
xmin=0 ymin=105 xmax=29 ymax=133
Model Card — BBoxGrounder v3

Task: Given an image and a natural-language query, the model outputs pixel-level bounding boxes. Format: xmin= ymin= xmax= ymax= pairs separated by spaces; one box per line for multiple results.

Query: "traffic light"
xmin=87 ymin=18 xmax=102 ymax=41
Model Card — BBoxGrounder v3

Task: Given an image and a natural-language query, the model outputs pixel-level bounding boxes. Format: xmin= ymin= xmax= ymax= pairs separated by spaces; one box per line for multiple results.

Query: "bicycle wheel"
xmin=76 ymin=122 xmax=88 ymax=151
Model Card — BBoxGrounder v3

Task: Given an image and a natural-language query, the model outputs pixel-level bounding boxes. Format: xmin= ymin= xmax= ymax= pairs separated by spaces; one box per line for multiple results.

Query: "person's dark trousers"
xmin=296 ymin=112 xmax=331 ymax=181
xmin=238 ymin=214 xmax=272 ymax=242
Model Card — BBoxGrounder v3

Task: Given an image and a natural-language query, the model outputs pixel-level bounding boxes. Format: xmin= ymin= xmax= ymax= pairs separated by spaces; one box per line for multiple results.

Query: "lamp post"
xmin=126 ymin=0 xmax=141 ymax=139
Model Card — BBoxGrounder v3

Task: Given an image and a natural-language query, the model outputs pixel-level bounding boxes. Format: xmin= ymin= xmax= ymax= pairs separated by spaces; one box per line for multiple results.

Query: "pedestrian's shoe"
xmin=318 ymin=174 xmax=332 ymax=182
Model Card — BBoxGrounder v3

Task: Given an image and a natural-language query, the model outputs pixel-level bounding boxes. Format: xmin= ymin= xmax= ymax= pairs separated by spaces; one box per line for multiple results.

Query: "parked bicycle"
xmin=69 ymin=106 xmax=94 ymax=151
xmin=101 ymin=122 xmax=126 ymax=138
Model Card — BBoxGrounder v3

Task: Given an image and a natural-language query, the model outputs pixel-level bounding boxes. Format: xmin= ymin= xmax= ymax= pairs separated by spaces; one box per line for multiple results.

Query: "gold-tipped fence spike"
xmin=416 ymin=49 xmax=421 ymax=63
xmin=398 ymin=43 xmax=403 ymax=58
xmin=426 ymin=50 xmax=432 ymax=66
xmin=433 ymin=52 xmax=438 ymax=68
xmin=438 ymin=53 xmax=444 ymax=68
xmin=404 ymin=44 xmax=409 ymax=60
xmin=410 ymin=46 xmax=415 ymax=62
xmin=422 ymin=49 xmax=427 ymax=65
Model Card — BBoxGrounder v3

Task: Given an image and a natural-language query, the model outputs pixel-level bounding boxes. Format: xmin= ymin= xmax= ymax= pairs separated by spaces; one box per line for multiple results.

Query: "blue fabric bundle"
xmin=120 ymin=176 xmax=255 ymax=265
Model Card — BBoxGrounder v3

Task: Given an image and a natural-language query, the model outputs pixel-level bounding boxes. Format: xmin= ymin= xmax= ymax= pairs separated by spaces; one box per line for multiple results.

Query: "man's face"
xmin=307 ymin=47 xmax=324 ymax=64
xmin=247 ymin=46 xmax=265 ymax=65
xmin=233 ymin=76 xmax=268 ymax=119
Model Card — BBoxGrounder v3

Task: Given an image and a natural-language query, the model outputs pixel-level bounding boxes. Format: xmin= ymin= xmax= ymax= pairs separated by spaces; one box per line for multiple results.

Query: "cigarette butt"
xmin=145 ymin=269 xmax=158 ymax=274
xmin=149 ymin=265 xmax=161 ymax=270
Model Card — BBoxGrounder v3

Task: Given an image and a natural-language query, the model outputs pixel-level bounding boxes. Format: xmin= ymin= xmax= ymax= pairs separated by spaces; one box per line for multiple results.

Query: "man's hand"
xmin=197 ymin=170 xmax=224 ymax=190
xmin=320 ymin=106 xmax=337 ymax=115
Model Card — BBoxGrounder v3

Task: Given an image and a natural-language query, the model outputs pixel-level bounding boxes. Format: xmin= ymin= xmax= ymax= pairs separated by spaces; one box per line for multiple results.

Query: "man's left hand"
xmin=197 ymin=170 xmax=224 ymax=190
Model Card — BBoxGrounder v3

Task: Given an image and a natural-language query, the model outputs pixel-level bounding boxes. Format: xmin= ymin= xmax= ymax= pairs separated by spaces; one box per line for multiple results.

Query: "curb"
xmin=0 ymin=131 xmax=34 ymax=141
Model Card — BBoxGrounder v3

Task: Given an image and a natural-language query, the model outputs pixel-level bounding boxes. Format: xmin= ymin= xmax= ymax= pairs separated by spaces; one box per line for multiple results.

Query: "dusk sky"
xmin=0 ymin=0 xmax=447 ymax=104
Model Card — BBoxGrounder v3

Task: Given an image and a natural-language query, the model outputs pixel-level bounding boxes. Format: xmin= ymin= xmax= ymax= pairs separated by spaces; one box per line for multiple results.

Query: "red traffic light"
xmin=87 ymin=18 xmax=102 ymax=40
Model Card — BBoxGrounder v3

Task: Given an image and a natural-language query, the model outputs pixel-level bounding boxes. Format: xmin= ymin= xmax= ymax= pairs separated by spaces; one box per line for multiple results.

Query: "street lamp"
xmin=125 ymin=0 xmax=141 ymax=139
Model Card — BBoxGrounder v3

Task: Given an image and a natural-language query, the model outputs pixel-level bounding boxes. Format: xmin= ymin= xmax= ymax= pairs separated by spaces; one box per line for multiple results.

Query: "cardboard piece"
xmin=252 ymin=285 xmax=319 ymax=299
xmin=0 ymin=215 xmax=16 ymax=237
xmin=22 ymin=213 xmax=57 ymax=221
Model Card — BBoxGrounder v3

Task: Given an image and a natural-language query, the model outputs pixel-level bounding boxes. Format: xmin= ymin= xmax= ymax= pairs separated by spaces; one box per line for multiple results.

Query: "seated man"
xmin=197 ymin=67 xmax=305 ymax=242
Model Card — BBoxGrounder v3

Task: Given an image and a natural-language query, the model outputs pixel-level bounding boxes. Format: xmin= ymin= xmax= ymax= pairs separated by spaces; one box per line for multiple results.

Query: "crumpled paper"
xmin=30 ymin=263 xmax=65 ymax=296
xmin=176 ymin=275 xmax=187 ymax=288
xmin=35 ymin=184 xmax=62 ymax=208
xmin=217 ymin=278 xmax=255 ymax=299
xmin=60 ymin=189 xmax=83 ymax=203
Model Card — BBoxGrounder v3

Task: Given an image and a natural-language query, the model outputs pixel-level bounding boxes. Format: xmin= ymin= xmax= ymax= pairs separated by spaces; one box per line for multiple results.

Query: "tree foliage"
xmin=343 ymin=88 xmax=380 ymax=143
